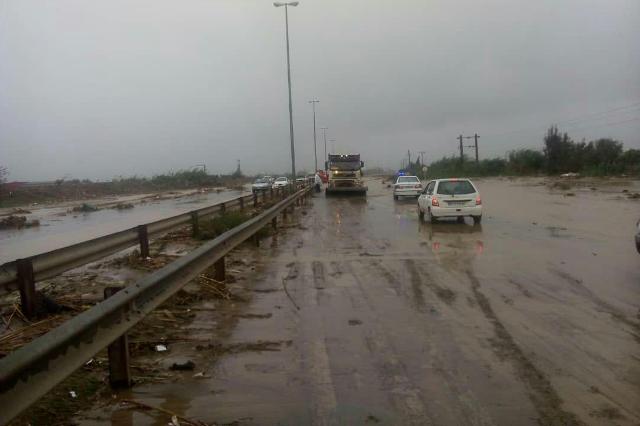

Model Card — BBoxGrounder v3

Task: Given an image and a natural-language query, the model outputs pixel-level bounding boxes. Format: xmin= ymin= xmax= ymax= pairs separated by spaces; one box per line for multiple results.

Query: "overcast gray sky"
xmin=1 ymin=0 xmax=639 ymax=180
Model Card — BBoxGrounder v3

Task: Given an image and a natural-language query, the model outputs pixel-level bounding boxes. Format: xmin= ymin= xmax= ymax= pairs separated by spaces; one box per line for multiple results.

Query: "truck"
xmin=325 ymin=153 xmax=367 ymax=195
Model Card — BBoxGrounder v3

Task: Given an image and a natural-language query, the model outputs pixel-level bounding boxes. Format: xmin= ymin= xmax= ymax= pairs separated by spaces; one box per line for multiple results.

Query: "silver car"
xmin=251 ymin=178 xmax=271 ymax=193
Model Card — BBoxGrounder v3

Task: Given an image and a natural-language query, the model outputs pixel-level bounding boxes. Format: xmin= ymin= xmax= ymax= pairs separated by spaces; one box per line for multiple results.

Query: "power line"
xmin=485 ymin=100 xmax=640 ymax=138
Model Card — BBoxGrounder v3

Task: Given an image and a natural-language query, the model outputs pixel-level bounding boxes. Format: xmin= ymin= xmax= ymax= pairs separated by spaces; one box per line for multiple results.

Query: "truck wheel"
xmin=473 ymin=215 xmax=482 ymax=225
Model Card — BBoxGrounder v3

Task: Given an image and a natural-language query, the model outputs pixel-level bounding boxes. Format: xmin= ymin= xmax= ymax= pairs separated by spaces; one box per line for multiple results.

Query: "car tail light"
xmin=475 ymin=196 xmax=482 ymax=205
xmin=431 ymin=197 xmax=439 ymax=207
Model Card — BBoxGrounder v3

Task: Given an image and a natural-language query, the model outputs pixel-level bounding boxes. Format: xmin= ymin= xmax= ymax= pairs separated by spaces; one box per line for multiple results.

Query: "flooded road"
xmin=80 ymin=177 xmax=639 ymax=426
xmin=0 ymin=189 xmax=248 ymax=264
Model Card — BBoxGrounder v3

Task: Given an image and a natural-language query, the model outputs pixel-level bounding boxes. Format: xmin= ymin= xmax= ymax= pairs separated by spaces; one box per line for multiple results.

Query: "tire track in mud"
xmin=551 ymin=268 xmax=640 ymax=341
xmin=405 ymin=259 xmax=457 ymax=306
xmin=466 ymin=270 xmax=585 ymax=426
xmin=345 ymin=261 xmax=434 ymax=426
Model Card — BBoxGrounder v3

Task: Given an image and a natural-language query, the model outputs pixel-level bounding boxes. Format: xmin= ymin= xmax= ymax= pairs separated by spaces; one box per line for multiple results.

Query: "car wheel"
xmin=418 ymin=209 xmax=424 ymax=222
xmin=428 ymin=208 xmax=437 ymax=224
xmin=393 ymin=195 xmax=398 ymax=200
xmin=473 ymin=215 xmax=482 ymax=225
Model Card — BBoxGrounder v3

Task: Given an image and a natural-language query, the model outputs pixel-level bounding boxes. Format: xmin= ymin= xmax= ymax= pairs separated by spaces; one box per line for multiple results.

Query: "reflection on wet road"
xmin=82 ymin=177 xmax=639 ymax=426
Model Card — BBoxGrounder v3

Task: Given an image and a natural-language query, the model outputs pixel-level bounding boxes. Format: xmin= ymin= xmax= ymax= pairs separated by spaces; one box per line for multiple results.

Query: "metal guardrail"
xmin=0 ymin=188 xmax=289 ymax=318
xmin=0 ymin=185 xmax=312 ymax=424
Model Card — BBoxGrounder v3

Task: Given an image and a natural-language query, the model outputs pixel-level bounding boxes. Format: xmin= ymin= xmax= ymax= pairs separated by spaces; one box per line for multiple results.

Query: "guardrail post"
xmin=262 ymin=191 xmax=267 ymax=205
xmin=253 ymin=192 xmax=258 ymax=208
xmin=214 ymin=257 xmax=225 ymax=282
xmin=137 ymin=225 xmax=149 ymax=258
xmin=16 ymin=258 xmax=37 ymax=319
xmin=190 ymin=211 xmax=199 ymax=238
xmin=270 ymin=188 xmax=274 ymax=200
xmin=239 ymin=197 xmax=245 ymax=211
xmin=220 ymin=202 xmax=226 ymax=214
xmin=272 ymin=217 xmax=277 ymax=229
xmin=104 ymin=286 xmax=132 ymax=389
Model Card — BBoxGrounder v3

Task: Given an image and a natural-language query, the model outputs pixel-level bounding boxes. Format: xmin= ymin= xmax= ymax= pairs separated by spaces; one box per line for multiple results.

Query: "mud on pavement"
xmin=6 ymin=176 xmax=639 ymax=426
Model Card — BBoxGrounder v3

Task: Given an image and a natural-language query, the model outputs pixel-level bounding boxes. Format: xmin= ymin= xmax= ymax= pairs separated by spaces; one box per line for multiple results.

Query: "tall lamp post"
xmin=320 ymin=127 xmax=328 ymax=170
xmin=308 ymin=99 xmax=319 ymax=172
xmin=274 ymin=1 xmax=299 ymax=181
xmin=329 ymin=139 xmax=336 ymax=154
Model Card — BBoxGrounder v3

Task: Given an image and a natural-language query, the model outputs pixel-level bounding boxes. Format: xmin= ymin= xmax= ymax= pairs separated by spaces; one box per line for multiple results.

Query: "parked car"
xmin=263 ymin=175 xmax=275 ymax=184
xmin=636 ymin=219 xmax=640 ymax=253
xmin=251 ymin=178 xmax=271 ymax=193
xmin=272 ymin=177 xmax=290 ymax=188
xmin=418 ymin=178 xmax=482 ymax=224
xmin=393 ymin=175 xmax=423 ymax=199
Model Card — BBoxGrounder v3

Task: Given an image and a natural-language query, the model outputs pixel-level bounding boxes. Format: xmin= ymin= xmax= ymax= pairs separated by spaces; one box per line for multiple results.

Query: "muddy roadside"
xmin=1 ymin=198 xmax=309 ymax=426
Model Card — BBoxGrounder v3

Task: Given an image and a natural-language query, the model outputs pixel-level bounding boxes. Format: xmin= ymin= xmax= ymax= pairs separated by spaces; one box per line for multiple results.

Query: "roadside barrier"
xmin=0 ymin=184 xmax=312 ymax=423
xmin=0 ymin=187 xmax=298 ymax=318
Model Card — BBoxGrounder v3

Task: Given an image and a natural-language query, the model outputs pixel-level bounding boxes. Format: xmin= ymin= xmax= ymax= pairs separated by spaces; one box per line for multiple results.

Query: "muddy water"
xmin=0 ymin=190 xmax=248 ymax=264
xmin=79 ymin=177 xmax=639 ymax=426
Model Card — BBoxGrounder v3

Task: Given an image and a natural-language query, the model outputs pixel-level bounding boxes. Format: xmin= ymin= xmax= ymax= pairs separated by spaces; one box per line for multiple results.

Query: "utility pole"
xmin=274 ymin=1 xmax=299 ymax=180
xmin=418 ymin=151 xmax=426 ymax=165
xmin=458 ymin=134 xmax=478 ymax=164
xmin=320 ymin=127 xmax=328 ymax=170
xmin=407 ymin=150 xmax=411 ymax=167
xmin=418 ymin=151 xmax=426 ymax=178
xmin=309 ymin=99 xmax=319 ymax=171
xmin=473 ymin=133 xmax=480 ymax=163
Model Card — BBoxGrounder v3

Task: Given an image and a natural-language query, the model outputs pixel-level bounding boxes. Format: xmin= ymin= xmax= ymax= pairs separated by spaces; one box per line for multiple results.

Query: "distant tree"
xmin=508 ymin=149 xmax=545 ymax=174
xmin=0 ymin=166 xmax=8 ymax=204
xmin=592 ymin=138 xmax=623 ymax=174
xmin=620 ymin=149 xmax=640 ymax=175
xmin=543 ymin=126 xmax=575 ymax=174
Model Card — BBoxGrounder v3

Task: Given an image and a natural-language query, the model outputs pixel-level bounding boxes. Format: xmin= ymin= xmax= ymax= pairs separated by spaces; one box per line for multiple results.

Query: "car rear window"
xmin=436 ymin=180 xmax=476 ymax=195
xmin=397 ymin=176 xmax=420 ymax=183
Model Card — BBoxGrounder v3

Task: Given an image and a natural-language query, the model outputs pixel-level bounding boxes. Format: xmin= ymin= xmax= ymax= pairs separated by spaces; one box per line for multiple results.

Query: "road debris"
xmin=0 ymin=215 xmax=40 ymax=229
xmin=170 ymin=360 xmax=196 ymax=371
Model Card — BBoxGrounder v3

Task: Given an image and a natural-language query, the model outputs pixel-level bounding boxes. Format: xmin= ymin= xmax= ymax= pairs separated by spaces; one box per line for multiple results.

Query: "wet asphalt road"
xmin=87 ymin=177 xmax=639 ymax=426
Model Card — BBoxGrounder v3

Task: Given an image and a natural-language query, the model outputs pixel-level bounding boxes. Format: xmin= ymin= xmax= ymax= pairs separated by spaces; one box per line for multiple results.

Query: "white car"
xmin=418 ymin=178 xmax=483 ymax=224
xmin=272 ymin=177 xmax=290 ymax=188
xmin=393 ymin=176 xmax=423 ymax=199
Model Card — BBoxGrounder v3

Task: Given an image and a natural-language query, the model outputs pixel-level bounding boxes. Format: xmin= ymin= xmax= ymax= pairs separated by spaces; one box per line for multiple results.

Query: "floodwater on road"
xmin=80 ymin=177 xmax=639 ymax=426
xmin=0 ymin=189 xmax=248 ymax=264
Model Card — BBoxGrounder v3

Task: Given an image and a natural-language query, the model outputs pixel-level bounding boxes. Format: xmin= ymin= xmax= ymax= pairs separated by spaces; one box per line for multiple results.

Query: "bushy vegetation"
xmin=405 ymin=126 xmax=640 ymax=178
xmin=197 ymin=211 xmax=251 ymax=240
xmin=0 ymin=169 xmax=250 ymax=208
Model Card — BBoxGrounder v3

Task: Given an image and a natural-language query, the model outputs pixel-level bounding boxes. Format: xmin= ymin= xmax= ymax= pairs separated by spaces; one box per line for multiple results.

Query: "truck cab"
xmin=325 ymin=154 xmax=367 ymax=195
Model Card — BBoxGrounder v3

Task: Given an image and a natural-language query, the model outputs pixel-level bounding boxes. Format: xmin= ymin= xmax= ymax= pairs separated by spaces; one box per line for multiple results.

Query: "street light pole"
xmin=309 ymin=99 xmax=319 ymax=172
xmin=329 ymin=139 xmax=336 ymax=154
xmin=320 ymin=127 xmax=328 ymax=170
xmin=274 ymin=1 xmax=299 ymax=180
